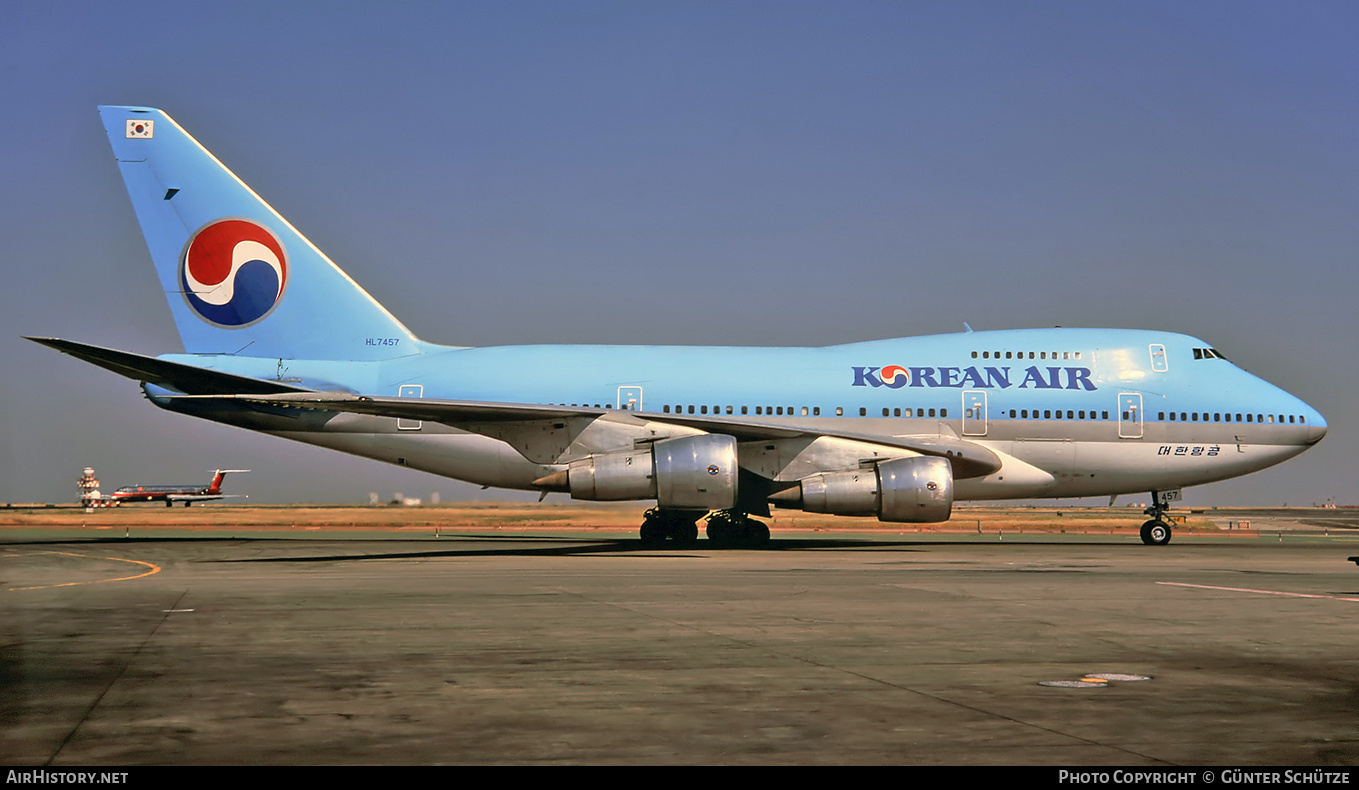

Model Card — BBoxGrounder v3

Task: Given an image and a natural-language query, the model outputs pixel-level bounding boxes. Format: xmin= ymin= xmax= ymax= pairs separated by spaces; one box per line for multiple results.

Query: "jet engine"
xmin=796 ymin=455 xmax=953 ymax=523
xmin=565 ymin=434 xmax=739 ymax=511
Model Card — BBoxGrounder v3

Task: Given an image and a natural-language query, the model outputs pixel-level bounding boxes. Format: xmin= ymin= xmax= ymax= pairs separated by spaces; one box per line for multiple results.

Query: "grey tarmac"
xmin=3 ymin=529 xmax=1358 ymax=765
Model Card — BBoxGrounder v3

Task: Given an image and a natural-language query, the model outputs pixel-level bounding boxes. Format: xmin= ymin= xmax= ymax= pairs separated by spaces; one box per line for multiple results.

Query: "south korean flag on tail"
xmin=125 ymin=119 xmax=154 ymax=138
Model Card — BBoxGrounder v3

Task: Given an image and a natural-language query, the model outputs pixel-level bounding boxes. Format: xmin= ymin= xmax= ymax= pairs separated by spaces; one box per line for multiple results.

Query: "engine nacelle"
xmin=798 ymin=456 xmax=953 ymax=523
xmin=566 ymin=434 xmax=738 ymax=510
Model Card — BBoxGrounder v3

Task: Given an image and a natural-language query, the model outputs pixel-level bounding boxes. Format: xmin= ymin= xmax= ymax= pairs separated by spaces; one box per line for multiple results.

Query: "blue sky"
xmin=2 ymin=1 xmax=1355 ymax=506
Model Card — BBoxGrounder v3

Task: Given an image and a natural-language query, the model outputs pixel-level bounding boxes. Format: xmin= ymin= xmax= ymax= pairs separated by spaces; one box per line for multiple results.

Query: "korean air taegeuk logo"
xmin=180 ymin=219 xmax=288 ymax=327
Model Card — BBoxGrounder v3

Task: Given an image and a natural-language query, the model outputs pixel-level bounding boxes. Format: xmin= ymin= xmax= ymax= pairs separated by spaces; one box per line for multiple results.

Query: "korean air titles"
xmin=852 ymin=365 xmax=1096 ymax=391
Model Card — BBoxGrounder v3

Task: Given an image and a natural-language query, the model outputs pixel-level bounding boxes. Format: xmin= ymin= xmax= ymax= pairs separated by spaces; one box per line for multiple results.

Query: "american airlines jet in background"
xmin=29 ymin=107 xmax=1327 ymax=546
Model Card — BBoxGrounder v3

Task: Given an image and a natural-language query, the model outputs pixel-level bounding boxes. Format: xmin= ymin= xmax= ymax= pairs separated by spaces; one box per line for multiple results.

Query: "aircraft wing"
xmin=235 ymin=391 xmax=614 ymax=423
xmin=26 ymin=338 xmax=307 ymax=395
xmin=31 ymin=337 xmax=1001 ymax=478
xmin=231 ymin=392 xmax=1002 ymax=478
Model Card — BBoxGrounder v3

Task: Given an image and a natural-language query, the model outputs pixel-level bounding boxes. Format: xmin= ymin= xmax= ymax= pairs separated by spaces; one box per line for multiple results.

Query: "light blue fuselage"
xmin=153 ymin=326 xmax=1324 ymax=500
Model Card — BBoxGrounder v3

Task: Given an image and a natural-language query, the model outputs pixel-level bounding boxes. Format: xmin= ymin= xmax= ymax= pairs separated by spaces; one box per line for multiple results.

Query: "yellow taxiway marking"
xmin=1158 ymin=581 xmax=1359 ymax=603
xmin=5 ymin=550 xmax=161 ymax=591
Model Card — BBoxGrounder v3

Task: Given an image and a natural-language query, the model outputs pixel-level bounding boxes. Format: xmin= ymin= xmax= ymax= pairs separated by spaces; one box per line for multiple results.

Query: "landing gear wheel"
xmin=639 ymin=508 xmax=700 ymax=546
xmin=705 ymin=514 xmax=733 ymax=547
xmin=667 ymin=518 xmax=699 ymax=544
xmin=705 ymin=512 xmax=770 ymax=548
xmin=1140 ymin=491 xmax=1176 ymax=546
xmin=744 ymin=518 xmax=771 ymax=547
xmin=639 ymin=517 xmax=666 ymax=545
xmin=1140 ymin=520 xmax=1172 ymax=546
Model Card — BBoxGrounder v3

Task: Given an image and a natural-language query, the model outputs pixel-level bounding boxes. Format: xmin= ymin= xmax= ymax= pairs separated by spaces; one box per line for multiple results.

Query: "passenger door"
xmin=1118 ymin=393 xmax=1143 ymax=439
xmin=962 ymin=391 xmax=987 ymax=436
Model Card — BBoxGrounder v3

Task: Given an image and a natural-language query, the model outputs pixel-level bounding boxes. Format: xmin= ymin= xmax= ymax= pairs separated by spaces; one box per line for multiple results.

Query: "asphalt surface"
xmin=3 ymin=529 xmax=1358 ymax=765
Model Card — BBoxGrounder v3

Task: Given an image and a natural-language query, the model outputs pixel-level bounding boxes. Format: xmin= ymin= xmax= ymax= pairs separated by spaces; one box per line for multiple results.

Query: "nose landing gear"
xmin=1141 ymin=493 xmax=1174 ymax=545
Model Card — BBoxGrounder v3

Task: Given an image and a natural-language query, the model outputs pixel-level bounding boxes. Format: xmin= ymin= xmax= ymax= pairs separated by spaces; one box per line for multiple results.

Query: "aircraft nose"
xmin=1307 ymin=410 xmax=1328 ymax=445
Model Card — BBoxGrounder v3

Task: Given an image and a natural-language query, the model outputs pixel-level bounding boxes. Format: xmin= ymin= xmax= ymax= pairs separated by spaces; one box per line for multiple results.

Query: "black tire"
xmin=706 ymin=517 xmax=732 ymax=547
xmin=639 ymin=519 xmax=666 ymax=544
xmin=741 ymin=518 xmax=771 ymax=547
xmin=669 ymin=518 xmax=699 ymax=544
xmin=1140 ymin=519 xmax=1172 ymax=546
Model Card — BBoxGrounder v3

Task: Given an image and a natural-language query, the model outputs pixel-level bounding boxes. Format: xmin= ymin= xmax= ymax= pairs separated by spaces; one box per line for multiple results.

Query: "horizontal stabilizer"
xmin=26 ymin=337 xmax=307 ymax=395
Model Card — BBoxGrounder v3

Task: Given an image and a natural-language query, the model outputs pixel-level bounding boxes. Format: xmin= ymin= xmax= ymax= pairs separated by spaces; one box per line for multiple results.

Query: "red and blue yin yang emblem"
xmin=180 ymin=219 xmax=288 ymax=327
xmin=879 ymin=365 xmax=909 ymax=387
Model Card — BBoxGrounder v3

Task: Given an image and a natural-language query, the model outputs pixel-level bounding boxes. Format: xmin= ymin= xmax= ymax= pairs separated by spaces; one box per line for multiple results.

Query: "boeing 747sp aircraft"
xmin=29 ymin=107 xmax=1327 ymax=546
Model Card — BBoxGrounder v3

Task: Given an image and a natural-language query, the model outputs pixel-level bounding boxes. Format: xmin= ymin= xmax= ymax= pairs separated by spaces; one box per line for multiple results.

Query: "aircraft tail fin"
xmin=207 ymin=469 xmax=249 ymax=494
xmin=98 ymin=106 xmax=426 ymax=361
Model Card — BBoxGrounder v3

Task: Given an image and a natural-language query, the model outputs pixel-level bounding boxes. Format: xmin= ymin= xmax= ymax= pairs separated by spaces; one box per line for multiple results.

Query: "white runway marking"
xmin=1158 ymin=581 xmax=1359 ymax=602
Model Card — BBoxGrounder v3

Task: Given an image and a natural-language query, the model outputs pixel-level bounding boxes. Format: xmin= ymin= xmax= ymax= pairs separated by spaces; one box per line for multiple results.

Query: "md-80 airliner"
xmin=108 ymin=469 xmax=249 ymax=507
xmin=29 ymin=107 xmax=1327 ymax=546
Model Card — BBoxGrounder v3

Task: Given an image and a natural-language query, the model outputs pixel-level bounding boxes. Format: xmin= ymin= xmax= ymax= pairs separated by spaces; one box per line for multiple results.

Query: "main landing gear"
xmin=638 ymin=508 xmax=701 ymax=545
xmin=1140 ymin=494 xmax=1173 ymax=546
xmin=636 ymin=508 xmax=771 ymax=548
xmin=704 ymin=510 xmax=770 ymax=548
